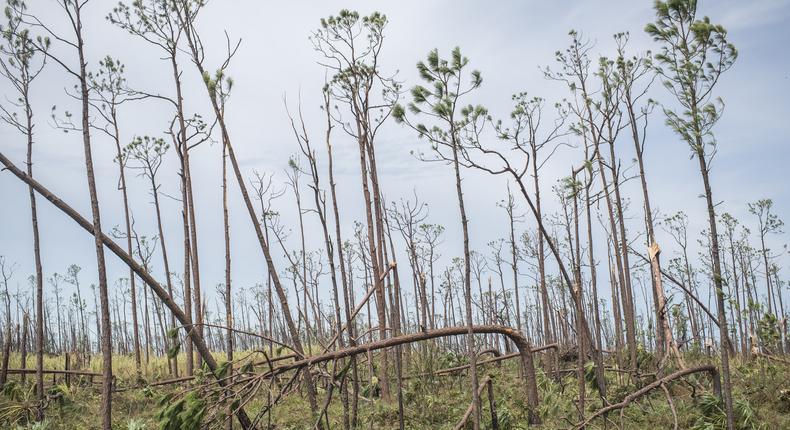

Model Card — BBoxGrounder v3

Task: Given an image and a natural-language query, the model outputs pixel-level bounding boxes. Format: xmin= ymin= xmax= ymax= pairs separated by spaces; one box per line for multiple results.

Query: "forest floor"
xmin=0 ymin=349 xmax=789 ymax=429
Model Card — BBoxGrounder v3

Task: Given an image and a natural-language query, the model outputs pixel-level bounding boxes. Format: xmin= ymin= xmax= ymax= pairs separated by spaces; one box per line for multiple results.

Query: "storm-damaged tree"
xmin=498 ymin=186 xmax=524 ymax=335
xmin=748 ymin=199 xmax=785 ymax=352
xmin=87 ymin=55 xmax=145 ymax=379
xmin=0 ymin=257 xmax=15 ymax=387
xmin=613 ymin=32 xmax=683 ymax=368
xmin=10 ymin=0 xmax=115 ymax=426
xmin=285 ymin=97 xmax=353 ymax=428
xmin=312 ymin=10 xmax=400 ymax=402
xmin=171 ymin=0 xmax=316 ymax=425
xmin=496 ymin=94 xmax=569 ymax=376
xmin=720 ymin=213 xmax=747 ymax=355
xmin=396 ymin=47 xmax=606 ymax=423
xmin=389 ymin=194 xmax=429 ymax=339
xmin=545 ymin=31 xmax=640 ymax=376
xmin=394 ymin=47 xmax=485 ymax=429
xmin=109 ymin=0 xmax=210 ymax=375
xmin=123 ymin=135 xmax=176 ymax=374
xmin=0 ymin=1 xmax=46 ymax=417
xmin=646 ymin=0 xmax=738 ymax=427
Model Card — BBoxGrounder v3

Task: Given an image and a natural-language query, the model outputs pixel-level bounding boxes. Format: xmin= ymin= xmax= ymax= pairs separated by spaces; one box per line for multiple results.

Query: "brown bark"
xmin=171 ymin=54 xmax=194 ymax=377
xmin=623 ymin=83 xmax=681 ymax=367
xmin=0 ymin=151 xmax=254 ymax=427
xmin=110 ymin=111 xmax=141 ymax=379
xmin=269 ymin=325 xmax=541 ymax=424
xmin=576 ymin=365 xmax=722 ymax=429
xmin=222 ymin=142 xmax=233 ymax=430
xmin=531 ymin=146 xmax=554 ymax=369
xmin=696 ymin=143 xmax=735 ymax=428
xmin=70 ymin=10 xmax=114 ymax=426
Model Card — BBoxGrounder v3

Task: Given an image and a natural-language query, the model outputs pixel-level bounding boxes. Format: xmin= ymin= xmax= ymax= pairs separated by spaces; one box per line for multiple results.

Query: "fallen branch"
xmin=758 ymin=352 xmax=790 ymax=366
xmin=4 ymin=368 xmax=101 ymax=377
xmin=575 ymin=365 xmax=721 ymax=429
xmin=0 ymin=151 xmax=252 ymax=426
xmin=404 ymin=343 xmax=558 ymax=379
xmin=631 ymin=247 xmax=719 ymax=326
xmin=261 ymin=325 xmax=541 ymax=423
xmin=453 ymin=375 xmax=491 ymax=430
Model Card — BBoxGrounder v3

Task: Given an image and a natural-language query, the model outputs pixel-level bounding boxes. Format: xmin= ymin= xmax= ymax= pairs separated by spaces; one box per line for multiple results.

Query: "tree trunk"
xmin=75 ymin=17 xmax=113 ymax=427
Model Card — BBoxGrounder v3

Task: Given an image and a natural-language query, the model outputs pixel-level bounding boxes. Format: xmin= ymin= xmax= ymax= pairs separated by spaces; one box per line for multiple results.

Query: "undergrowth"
xmin=0 ymin=351 xmax=787 ymax=429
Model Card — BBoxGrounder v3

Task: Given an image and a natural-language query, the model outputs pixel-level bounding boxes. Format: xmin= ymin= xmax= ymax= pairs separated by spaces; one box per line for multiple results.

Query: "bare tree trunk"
xmin=173 ymin=18 xmax=319 ymax=417
xmin=22 ymin=87 xmax=46 ymax=418
xmin=222 ymin=143 xmax=233 ymax=430
xmin=289 ymin=99 xmax=352 ymax=429
xmin=694 ymin=128 xmax=735 ymax=429
xmin=450 ymin=137 xmax=481 ymax=429
xmin=0 ymin=152 xmax=256 ymax=427
xmin=20 ymin=313 xmax=28 ymax=384
xmin=172 ymin=54 xmax=194 ymax=377
xmin=0 ymin=266 xmax=11 ymax=387
xmin=74 ymin=13 xmax=113 ymax=426
xmin=178 ymin=153 xmax=194 ymax=376
xmin=112 ymin=116 xmax=141 ymax=379
xmin=505 ymin=189 xmax=522 ymax=334
xmin=139 ymin=158 xmax=178 ymax=376
xmin=530 ymin=145 xmax=555 ymax=375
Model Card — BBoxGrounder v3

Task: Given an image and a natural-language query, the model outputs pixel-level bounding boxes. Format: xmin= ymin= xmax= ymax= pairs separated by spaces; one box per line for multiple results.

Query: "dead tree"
xmin=109 ymin=0 xmax=213 ymax=375
xmin=0 ymin=151 xmax=256 ymax=427
xmin=172 ymin=0 xmax=317 ymax=424
xmin=124 ymin=134 xmax=182 ymax=375
xmin=0 ymin=3 xmax=47 ymax=416
xmin=12 ymin=1 xmax=116 ymax=425
xmin=285 ymin=96 xmax=354 ymax=428
xmin=85 ymin=55 xmax=146 ymax=378
xmin=312 ymin=10 xmax=400 ymax=402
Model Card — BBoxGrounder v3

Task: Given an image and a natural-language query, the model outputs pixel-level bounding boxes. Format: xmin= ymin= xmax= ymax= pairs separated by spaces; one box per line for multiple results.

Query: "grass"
xmin=0 ymin=350 xmax=788 ymax=429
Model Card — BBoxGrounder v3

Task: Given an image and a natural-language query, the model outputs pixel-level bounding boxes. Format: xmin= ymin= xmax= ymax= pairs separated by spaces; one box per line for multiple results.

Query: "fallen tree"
xmin=575 ymin=364 xmax=722 ymax=429
xmin=0 ymin=151 xmax=254 ymax=428
xmin=251 ymin=325 xmax=542 ymax=424
xmin=453 ymin=375 xmax=492 ymax=430
xmin=403 ymin=343 xmax=559 ymax=379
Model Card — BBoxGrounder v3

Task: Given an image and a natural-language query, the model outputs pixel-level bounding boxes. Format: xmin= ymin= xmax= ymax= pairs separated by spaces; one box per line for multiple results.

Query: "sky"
xmin=0 ymin=0 xmax=788 ymax=325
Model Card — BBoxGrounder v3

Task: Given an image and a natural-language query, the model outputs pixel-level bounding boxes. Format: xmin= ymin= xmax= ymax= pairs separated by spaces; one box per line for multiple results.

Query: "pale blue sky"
xmin=0 ymin=0 xmax=788 ymax=324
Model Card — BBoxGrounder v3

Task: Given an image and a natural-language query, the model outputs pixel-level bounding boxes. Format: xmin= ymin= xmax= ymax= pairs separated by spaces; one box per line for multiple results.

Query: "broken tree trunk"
xmin=263 ymin=325 xmax=541 ymax=424
xmin=575 ymin=365 xmax=722 ymax=429
xmin=0 ymin=151 xmax=254 ymax=428
xmin=454 ymin=375 xmax=491 ymax=430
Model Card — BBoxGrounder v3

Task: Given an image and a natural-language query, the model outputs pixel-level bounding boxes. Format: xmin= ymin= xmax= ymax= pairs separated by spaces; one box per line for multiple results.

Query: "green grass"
xmin=0 ymin=351 xmax=788 ymax=429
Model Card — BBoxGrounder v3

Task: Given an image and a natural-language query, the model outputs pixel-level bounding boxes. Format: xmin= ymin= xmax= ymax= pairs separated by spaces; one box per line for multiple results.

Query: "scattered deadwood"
xmin=453 ymin=375 xmax=491 ymax=430
xmin=0 ymin=151 xmax=253 ymax=426
xmin=758 ymin=352 xmax=790 ymax=366
xmin=403 ymin=343 xmax=558 ymax=379
xmin=631 ymin=247 xmax=719 ymax=327
xmin=321 ymin=263 xmax=396 ymax=353
xmin=575 ymin=364 xmax=722 ymax=429
xmin=4 ymin=368 xmax=101 ymax=377
xmin=257 ymin=325 xmax=541 ymax=423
